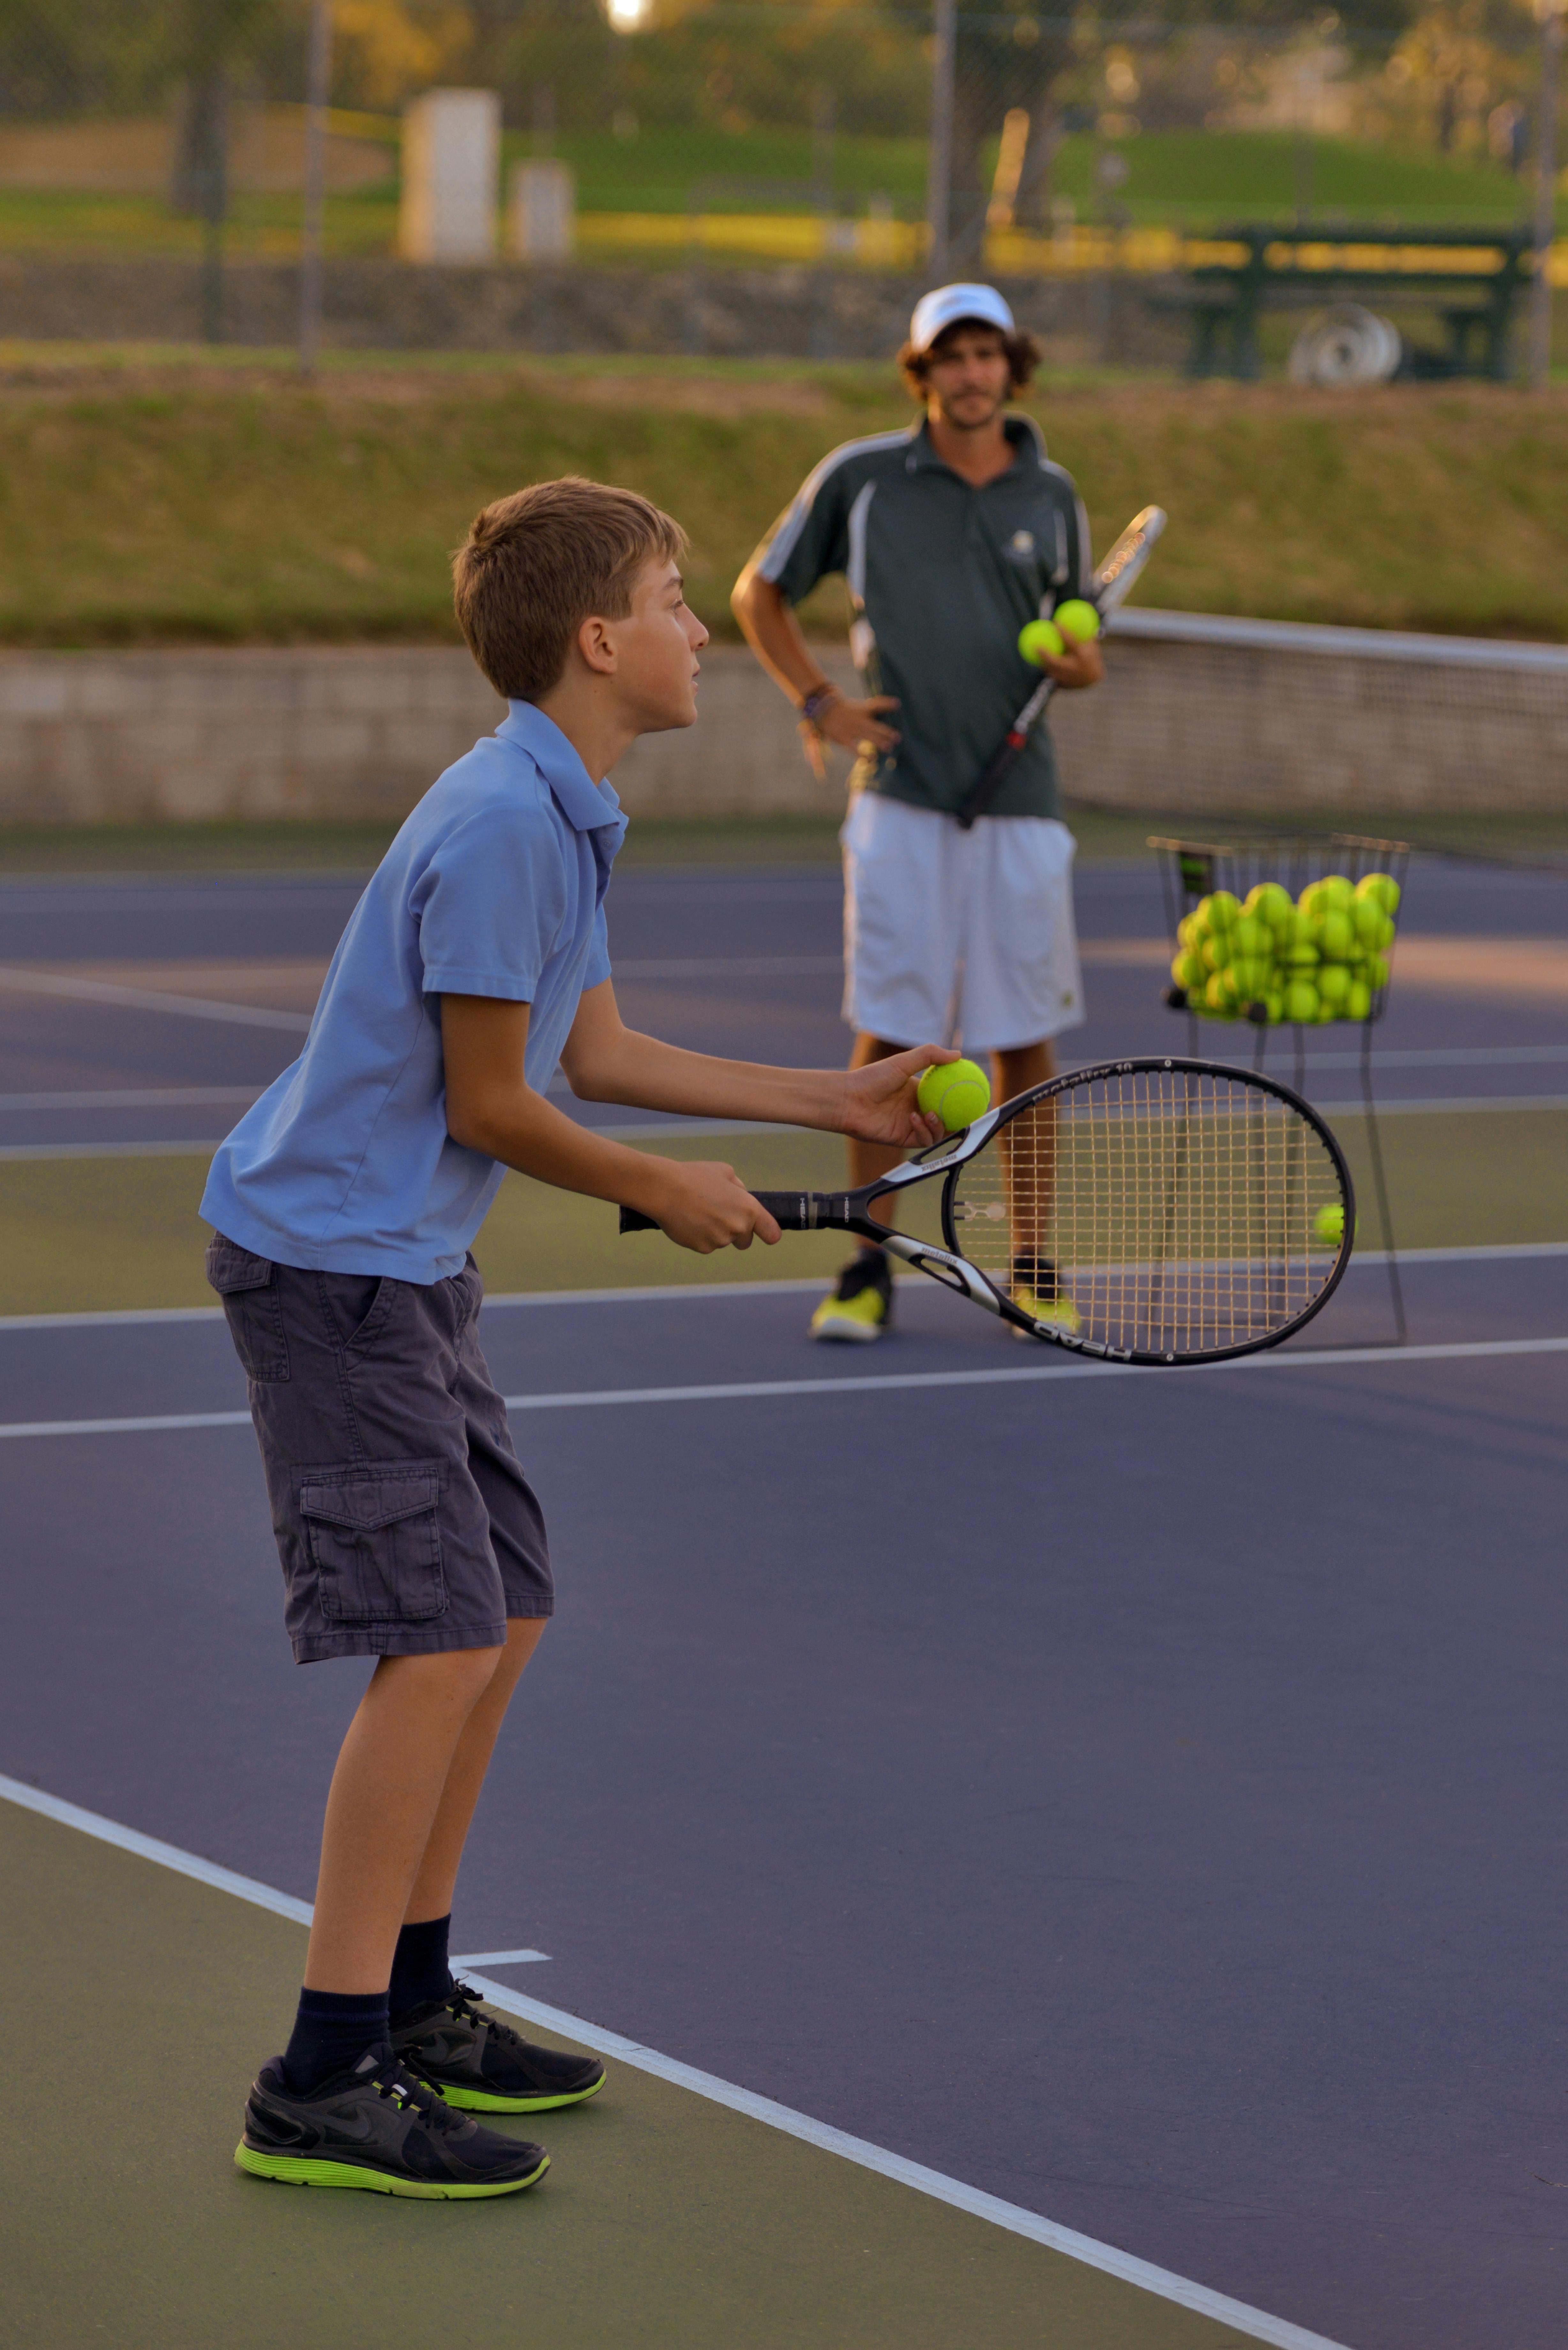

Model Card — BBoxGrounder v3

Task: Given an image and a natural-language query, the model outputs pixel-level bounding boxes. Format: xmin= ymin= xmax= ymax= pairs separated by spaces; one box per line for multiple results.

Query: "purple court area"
xmin=2 ymin=1257 xmax=1567 ymax=2350
xmin=2 ymin=854 xmax=1567 ymax=2350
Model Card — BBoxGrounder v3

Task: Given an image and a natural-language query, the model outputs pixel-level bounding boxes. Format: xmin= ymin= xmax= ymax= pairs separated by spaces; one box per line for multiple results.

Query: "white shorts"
xmin=841 ymin=793 xmax=1086 ymax=1055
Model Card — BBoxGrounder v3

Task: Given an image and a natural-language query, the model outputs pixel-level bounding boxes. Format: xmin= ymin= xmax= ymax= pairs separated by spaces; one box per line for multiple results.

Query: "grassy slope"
xmin=4 ymin=360 xmax=1568 ymax=644
xmin=0 ymin=1110 xmax=1562 ymax=1318
xmin=0 ymin=129 xmax=1533 ymax=241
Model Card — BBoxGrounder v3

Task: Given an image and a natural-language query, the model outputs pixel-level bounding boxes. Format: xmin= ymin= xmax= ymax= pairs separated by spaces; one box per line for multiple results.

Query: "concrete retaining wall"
xmin=0 ymin=615 xmax=1562 ymax=830
xmin=0 ymin=252 xmax=1180 ymax=365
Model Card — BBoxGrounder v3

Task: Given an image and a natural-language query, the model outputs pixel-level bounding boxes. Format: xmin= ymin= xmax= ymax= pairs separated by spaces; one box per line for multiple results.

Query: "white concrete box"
xmin=399 ymin=89 xmax=500 ymax=263
xmin=509 ymin=160 xmax=575 ymax=261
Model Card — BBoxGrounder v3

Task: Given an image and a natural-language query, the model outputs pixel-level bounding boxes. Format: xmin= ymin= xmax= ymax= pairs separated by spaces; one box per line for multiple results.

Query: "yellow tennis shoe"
xmin=1010 ymin=1260 xmax=1082 ymax=1340
xmin=810 ymin=1248 xmax=893 ymax=1343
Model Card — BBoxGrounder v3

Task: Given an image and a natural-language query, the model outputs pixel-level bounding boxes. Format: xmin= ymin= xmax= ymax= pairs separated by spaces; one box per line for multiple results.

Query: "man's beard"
xmin=939 ymin=390 xmax=1006 ymax=432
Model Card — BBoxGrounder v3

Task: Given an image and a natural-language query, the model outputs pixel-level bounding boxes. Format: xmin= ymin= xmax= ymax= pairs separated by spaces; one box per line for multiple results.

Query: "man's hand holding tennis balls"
xmin=1018 ymin=597 xmax=1105 ymax=693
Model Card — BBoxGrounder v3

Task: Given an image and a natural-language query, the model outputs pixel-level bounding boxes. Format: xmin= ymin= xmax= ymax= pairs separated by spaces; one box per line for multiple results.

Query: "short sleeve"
xmin=582 ymin=901 xmax=611 ymax=991
xmin=755 ymin=454 xmax=855 ymax=607
xmin=414 ymin=799 xmax=569 ymax=1003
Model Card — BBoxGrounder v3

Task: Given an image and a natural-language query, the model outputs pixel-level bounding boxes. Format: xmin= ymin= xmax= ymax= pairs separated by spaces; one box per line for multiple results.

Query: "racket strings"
xmin=951 ymin=1069 xmax=1344 ymax=1357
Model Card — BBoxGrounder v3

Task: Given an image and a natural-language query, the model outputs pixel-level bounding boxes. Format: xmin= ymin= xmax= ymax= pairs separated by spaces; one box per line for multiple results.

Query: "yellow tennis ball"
xmin=1053 ymin=597 xmax=1101 ymax=643
xmin=1313 ymin=1201 xmax=1345 ymax=1247
xmin=1018 ymin=618 xmax=1064 ymax=665
xmin=917 ymin=1058 xmax=991 ymax=1132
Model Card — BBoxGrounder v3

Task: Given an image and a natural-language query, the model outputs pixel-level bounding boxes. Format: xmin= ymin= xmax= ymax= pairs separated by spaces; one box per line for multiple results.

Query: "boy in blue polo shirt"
xmin=204 ymin=476 xmax=950 ymax=2201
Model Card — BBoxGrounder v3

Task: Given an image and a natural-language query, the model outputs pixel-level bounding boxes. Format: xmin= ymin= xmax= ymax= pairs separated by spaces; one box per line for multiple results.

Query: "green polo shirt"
xmin=755 ymin=413 xmax=1091 ymax=821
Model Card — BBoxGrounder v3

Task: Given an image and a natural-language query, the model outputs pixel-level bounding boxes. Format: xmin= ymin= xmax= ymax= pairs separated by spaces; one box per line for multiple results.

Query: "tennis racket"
xmin=620 ymin=1057 xmax=1354 ymax=1366
xmin=954 ymin=504 xmax=1167 ymax=832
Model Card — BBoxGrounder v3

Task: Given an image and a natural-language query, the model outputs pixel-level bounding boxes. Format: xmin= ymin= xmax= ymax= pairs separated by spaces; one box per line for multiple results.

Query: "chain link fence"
xmin=0 ymin=0 xmax=1555 ymax=360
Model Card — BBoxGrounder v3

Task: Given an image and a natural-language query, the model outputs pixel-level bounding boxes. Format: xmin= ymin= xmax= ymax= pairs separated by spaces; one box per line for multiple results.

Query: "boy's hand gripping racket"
xmin=954 ymin=504 xmax=1166 ymax=832
xmin=621 ymin=1058 xmax=1354 ymax=1366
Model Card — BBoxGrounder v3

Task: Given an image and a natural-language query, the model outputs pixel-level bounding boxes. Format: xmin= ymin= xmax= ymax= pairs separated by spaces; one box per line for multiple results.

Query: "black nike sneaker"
xmin=235 ymin=2044 xmax=550 ymax=2198
xmin=392 ymin=1981 xmax=606 ymax=2114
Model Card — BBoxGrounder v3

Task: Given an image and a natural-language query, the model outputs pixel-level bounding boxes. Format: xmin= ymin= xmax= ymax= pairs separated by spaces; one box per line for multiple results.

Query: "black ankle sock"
xmin=389 ymin=1914 xmax=453 ymax=2022
xmin=282 ymin=1987 xmax=390 ymax=2096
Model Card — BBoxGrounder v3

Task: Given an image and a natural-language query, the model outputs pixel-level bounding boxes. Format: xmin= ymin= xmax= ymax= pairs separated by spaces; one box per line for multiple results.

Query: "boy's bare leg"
xmin=404 ymin=1616 xmax=547 ymax=1925
xmin=304 ymin=1643 xmax=506 ymax=1994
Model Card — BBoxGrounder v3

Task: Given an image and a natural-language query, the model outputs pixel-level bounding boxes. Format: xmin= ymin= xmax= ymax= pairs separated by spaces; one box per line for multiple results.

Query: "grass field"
xmin=2 ymin=1108 xmax=1562 ymax=1320
xmin=0 ymin=127 xmax=1536 ymax=249
xmin=4 ymin=352 xmax=1568 ymax=645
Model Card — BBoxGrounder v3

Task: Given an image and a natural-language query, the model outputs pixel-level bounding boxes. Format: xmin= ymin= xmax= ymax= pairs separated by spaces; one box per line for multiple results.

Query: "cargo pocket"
xmin=299 ymin=1464 xmax=446 ymax=1625
xmin=206 ymin=1236 xmax=289 ymax=1382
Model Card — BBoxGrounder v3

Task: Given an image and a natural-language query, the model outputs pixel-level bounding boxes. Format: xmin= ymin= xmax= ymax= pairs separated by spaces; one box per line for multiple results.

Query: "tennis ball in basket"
xmin=1318 ymin=909 xmax=1355 ymax=961
xmin=1318 ymin=875 xmax=1354 ymax=911
xmin=917 ymin=1058 xmax=991 ymax=1132
xmin=1354 ymin=901 xmax=1395 ymax=951
xmin=1318 ymin=962 xmax=1351 ymax=1009
xmin=1285 ymin=978 xmax=1319 ymax=1024
xmin=1346 ymin=978 xmax=1372 ymax=1020
xmin=1208 ymin=889 xmax=1241 ymax=931
xmin=1248 ymin=881 xmax=1293 ymax=929
xmin=1018 ymin=618 xmax=1064 ymax=665
xmin=1265 ymin=989 xmax=1286 ymax=1024
xmin=1356 ymin=872 xmax=1400 ymax=915
xmin=1053 ymin=597 xmax=1102 ymax=643
xmin=1313 ymin=1201 xmax=1345 ymax=1247
xmin=1233 ymin=912 xmax=1267 ymax=956
xmin=1365 ymin=952 xmax=1390 ymax=991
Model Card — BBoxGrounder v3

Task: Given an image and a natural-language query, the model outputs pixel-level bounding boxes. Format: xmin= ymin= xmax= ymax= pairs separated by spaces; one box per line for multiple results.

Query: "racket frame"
xmin=624 ymin=1056 xmax=1356 ymax=1366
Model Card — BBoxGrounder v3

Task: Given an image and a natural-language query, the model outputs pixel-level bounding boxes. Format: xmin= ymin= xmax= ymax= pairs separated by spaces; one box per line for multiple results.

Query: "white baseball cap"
xmin=908 ymin=282 xmax=1016 ymax=355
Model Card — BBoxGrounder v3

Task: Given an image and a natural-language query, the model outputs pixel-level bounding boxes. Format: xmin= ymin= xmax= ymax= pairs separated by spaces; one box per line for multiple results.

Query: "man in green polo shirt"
xmin=732 ymin=281 xmax=1105 ymax=1343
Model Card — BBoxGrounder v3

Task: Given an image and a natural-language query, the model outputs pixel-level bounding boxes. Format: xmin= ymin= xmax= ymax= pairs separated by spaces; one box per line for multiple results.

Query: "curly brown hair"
xmin=898 ymin=321 xmax=1042 ymax=400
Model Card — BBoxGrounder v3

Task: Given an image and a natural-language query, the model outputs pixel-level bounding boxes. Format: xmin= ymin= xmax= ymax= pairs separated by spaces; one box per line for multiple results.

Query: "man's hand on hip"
xmin=816 ymin=692 xmax=901 ymax=754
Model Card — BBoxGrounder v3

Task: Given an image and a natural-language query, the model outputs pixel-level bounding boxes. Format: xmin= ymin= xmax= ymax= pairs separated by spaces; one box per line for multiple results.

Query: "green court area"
xmin=2 ymin=1106 xmax=1562 ymax=1319
xmin=2 ymin=1796 xmax=1262 ymax=2350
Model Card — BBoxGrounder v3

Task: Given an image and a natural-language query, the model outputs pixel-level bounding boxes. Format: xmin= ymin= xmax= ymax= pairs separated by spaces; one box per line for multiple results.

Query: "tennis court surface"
xmin=2 ymin=850 xmax=1566 ymax=2350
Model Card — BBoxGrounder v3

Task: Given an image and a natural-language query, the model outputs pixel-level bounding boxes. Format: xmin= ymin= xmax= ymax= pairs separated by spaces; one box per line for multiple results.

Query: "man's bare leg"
xmin=992 ymin=1040 xmax=1057 ymax=1275
xmin=848 ymin=1032 xmax=906 ymax=1234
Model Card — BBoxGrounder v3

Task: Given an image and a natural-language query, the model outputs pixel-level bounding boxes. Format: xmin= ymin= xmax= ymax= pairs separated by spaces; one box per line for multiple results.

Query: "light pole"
xmin=299 ymin=0 xmax=332 ymax=378
xmin=926 ymin=0 xmax=956 ymax=284
xmin=1531 ymin=0 xmax=1563 ymax=388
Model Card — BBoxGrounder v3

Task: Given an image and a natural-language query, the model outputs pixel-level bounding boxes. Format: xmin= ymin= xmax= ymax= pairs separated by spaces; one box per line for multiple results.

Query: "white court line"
xmin=0 ymin=1769 xmax=1353 ymax=2350
xmin=449 ymin=1947 xmax=551 ymax=1967
xmin=4 ymin=1095 xmax=1568 ymax=1164
xmin=0 ymin=1334 xmax=1564 ymax=1441
xmin=0 ymin=1086 xmax=263 ymax=1111
xmin=0 ymin=1137 xmax=225 ymax=1162
xmin=0 ymin=1244 xmax=1563 ymax=1336
xmin=1315 ymin=1094 xmax=1568 ymax=1116
xmin=0 ymin=965 xmax=312 ymax=1034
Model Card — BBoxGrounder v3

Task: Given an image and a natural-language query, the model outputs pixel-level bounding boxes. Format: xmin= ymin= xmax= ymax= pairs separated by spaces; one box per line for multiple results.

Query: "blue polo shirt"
xmin=200 ymin=702 xmax=627 ymax=1284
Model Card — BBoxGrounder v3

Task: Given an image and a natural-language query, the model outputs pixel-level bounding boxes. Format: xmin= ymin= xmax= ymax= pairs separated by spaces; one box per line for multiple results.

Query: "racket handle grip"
xmin=619 ymin=1191 xmax=830 ymax=1236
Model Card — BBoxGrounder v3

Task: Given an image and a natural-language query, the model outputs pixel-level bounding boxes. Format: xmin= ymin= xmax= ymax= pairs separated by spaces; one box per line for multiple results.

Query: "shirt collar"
xmin=905 ymin=412 xmax=1046 ymax=477
xmin=497 ymin=702 xmax=628 ymax=851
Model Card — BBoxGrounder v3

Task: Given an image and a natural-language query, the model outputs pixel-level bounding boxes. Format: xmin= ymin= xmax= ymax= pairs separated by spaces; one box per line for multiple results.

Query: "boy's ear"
xmin=575 ymin=612 xmax=617 ymax=677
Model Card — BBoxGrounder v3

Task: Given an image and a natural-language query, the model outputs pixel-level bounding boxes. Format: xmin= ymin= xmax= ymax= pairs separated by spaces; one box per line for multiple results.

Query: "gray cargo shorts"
xmin=206 ymin=1234 xmax=552 ymax=1665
